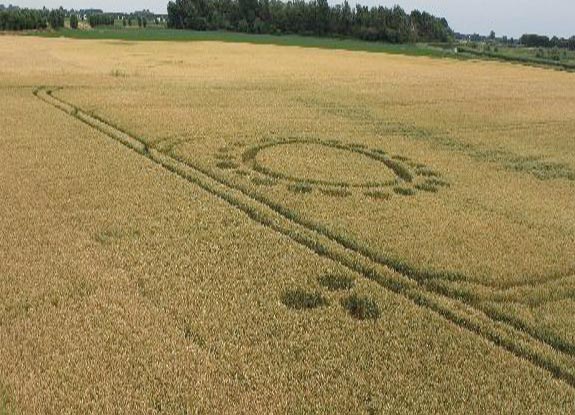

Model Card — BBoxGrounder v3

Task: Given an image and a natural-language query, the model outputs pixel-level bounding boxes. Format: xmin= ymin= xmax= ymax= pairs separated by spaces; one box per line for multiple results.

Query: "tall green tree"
xmin=70 ymin=14 xmax=79 ymax=29
xmin=315 ymin=0 xmax=329 ymax=35
xmin=48 ymin=8 xmax=65 ymax=29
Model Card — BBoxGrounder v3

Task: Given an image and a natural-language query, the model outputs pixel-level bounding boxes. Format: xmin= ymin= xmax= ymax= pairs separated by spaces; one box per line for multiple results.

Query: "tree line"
xmin=0 ymin=6 xmax=65 ymax=31
xmin=88 ymin=14 xmax=115 ymax=27
xmin=166 ymin=0 xmax=453 ymax=43
xmin=520 ymin=34 xmax=575 ymax=50
xmin=0 ymin=5 xmax=164 ymax=31
xmin=88 ymin=14 xmax=159 ymax=28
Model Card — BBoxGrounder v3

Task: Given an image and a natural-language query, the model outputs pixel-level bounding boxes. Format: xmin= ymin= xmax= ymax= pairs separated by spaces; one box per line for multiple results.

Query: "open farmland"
xmin=1 ymin=36 xmax=575 ymax=413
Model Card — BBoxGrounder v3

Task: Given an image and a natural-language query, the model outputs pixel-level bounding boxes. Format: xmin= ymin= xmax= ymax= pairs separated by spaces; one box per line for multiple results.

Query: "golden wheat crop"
xmin=1 ymin=35 xmax=575 ymax=413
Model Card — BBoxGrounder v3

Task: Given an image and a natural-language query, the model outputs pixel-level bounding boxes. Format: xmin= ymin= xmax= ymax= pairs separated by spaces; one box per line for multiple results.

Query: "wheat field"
xmin=1 ymin=36 xmax=575 ymax=413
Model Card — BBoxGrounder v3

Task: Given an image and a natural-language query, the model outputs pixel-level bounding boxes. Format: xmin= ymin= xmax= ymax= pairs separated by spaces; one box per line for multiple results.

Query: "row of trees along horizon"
xmin=0 ymin=5 xmax=158 ymax=30
xmin=0 ymin=1 xmax=453 ymax=42
xmin=0 ymin=5 xmax=64 ymax=30
xmin=1 ymin=2 xmax=574 ymax=49
xmin=166 ymin=0 xmax=452 ymax=43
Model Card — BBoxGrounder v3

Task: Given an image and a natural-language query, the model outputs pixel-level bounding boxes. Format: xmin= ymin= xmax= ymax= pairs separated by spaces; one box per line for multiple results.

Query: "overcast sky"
xmin=6 ymin=1 xmax=575 ymax=38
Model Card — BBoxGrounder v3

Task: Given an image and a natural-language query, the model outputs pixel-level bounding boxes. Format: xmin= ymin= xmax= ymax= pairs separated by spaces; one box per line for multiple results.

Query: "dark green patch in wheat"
xmin=282 ymin=289 xmax=328 ymax=310
xmin=342 ymin=294 xmax=381 ymax=320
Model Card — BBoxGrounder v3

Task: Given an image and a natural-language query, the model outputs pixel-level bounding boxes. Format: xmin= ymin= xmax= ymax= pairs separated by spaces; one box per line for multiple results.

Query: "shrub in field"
xmin=342 ymin=294 xmax=380 ymax=320
xmin=282 ymin=289 xmax=328 ymax=310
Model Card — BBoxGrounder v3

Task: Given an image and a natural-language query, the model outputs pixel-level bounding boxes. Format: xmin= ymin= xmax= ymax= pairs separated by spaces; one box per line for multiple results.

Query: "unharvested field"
xmin=34 ymin=27 xmax=454 ymax=59
xmin=1 ymin=36 xmax=575 ymax=413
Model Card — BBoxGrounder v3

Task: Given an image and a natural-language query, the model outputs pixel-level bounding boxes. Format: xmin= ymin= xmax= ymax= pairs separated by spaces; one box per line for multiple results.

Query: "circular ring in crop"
xmin=242 ymin=139 xmax=413 ymax=188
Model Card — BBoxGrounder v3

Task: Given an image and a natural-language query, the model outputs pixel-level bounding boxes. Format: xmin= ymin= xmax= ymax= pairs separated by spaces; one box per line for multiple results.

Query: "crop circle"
xmin=243 ymin=140 xmax=411 ymax=188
